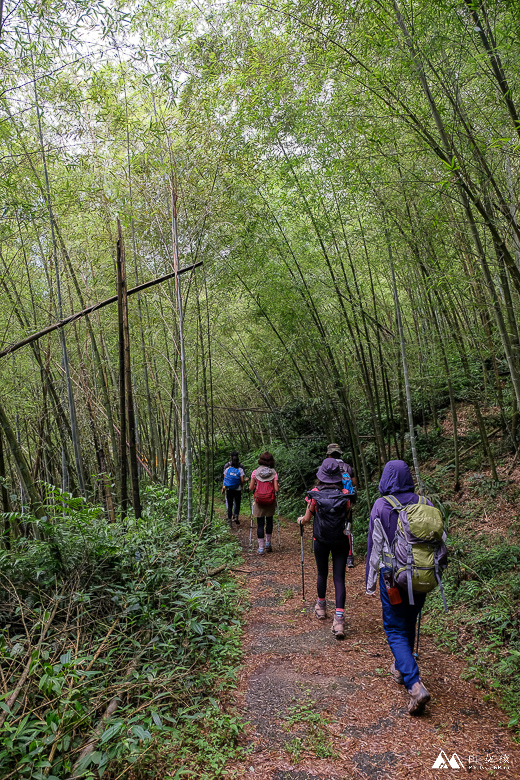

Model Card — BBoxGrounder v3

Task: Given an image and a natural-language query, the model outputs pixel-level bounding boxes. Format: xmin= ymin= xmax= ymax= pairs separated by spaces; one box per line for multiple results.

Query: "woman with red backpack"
xmin=249 ymin=452 xmax=279 ymax=555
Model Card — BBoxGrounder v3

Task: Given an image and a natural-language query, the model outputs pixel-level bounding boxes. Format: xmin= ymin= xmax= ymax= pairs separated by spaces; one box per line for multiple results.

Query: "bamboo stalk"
xmin=120 ymin=224 xmax=142 ymax=519
xmin=116 ymin=222 xmax=129 ymax=518
xmin=385 ymin=218 xmax=423 ymax=490
xmin=169 ymin=170 xmax=193 ymax=523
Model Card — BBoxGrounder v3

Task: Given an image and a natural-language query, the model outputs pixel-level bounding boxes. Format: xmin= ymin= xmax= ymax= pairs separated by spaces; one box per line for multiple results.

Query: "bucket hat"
xmin=255 ymin=466 xmax=275 ymax=482
xmin=316 ymin=457 xmax=343 ymax=483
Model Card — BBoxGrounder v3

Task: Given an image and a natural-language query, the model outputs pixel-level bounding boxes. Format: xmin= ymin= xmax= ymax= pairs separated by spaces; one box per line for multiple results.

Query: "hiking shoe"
xmin=347 ymin=555 xmax=354 ymax=569
xmin=257 ymin=547 xmax=265 ymax=555
xmin=314 ymin=599 xmax=327 ymax=620
xmin=234 ymin=516 xmax=240 ymax=527
xmin=332 ymin=614 xmax=345 ymax=639
xmin=407 ymin=681 xmax=430 ymax=715
xmin=265 ymin=542 xmax=273 ymax=553
xmin=390 ymin=662 xmax=404 ymax=686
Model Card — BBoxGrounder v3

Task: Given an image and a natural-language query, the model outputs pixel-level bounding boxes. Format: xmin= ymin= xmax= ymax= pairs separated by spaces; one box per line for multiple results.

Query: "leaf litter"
xmin=225 ymin=515 xmax=520 ymax=779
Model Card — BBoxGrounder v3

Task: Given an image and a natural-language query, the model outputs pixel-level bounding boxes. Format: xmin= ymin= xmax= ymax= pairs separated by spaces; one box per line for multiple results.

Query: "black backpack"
xmin=307 ymin=488 xmax=350 ymax=542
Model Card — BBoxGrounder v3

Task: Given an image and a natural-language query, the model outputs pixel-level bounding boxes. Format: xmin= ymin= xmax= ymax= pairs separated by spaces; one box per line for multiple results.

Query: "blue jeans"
xmin=379 ymin=569 xmax=426 ymax=690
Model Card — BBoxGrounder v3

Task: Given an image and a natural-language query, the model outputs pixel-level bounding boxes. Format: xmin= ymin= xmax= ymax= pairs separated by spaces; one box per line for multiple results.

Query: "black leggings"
xmin=313 ymin=537 xmax=350 ymax=609
xmin=257 ymin=516 xmax=273 ymax=539
xmin=226 ymin=489 xmax=241 ymax=519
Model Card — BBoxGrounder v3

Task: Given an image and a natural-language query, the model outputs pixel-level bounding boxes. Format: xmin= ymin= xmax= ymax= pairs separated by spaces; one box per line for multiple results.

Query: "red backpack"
xmin=254 ymin=477 xmax=276 ymax=506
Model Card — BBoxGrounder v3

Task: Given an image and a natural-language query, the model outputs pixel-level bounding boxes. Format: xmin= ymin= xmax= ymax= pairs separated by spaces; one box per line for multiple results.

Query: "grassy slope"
xmin=0 ymin=485 xmax=247 ymax=779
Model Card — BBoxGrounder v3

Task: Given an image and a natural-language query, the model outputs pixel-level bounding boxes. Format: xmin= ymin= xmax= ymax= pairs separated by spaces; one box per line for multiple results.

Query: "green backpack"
xmin=383 ymin=495 xmax=448 ymax=612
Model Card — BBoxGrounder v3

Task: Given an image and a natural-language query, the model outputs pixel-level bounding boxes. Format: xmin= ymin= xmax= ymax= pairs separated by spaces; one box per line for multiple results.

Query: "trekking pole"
xmin=300 ymin=523 xmax=305 ymax=603
xmin=224 ymin=488 xmax=231 ymax=528
xmin=277 ymin=499 xmax=281 ymax=550
xmin=248 ymin=490 xmax=254 ymax=548
xmin=414 ymin=611 xmax=422 ymax=659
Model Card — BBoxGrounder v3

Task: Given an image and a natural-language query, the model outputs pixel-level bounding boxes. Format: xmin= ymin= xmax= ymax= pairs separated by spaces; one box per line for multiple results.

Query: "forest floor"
xmin=225 ymin=514 xmax=520 ymax=780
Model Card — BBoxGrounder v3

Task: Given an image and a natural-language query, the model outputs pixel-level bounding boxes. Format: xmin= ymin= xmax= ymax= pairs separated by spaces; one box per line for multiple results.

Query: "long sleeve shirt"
xmin=366 ymin=491 xmax=433 ymax=593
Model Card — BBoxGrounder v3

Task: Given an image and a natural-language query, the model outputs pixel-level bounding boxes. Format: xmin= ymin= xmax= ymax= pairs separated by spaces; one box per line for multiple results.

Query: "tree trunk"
xmin=0 ymin=429 xmax=12 ymax=546
xmin=121 ymin=228 xmax=142 ymax=520
xmin=0 ymin=401 xmax=43 ymax=518
xmin=385 ymin=221 xmax=423 ymax=490
xmin=116 ymin=223 xmax=129 ymax=518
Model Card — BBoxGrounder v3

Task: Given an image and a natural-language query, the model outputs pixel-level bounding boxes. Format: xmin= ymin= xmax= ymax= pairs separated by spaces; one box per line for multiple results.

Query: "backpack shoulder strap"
xmin=383 ymin=495 xmax=404 ymax=510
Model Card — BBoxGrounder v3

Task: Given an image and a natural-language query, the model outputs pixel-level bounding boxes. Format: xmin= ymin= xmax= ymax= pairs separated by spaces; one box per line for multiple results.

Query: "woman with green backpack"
xmin=366 ymin=460 xmax=447 ymax=716
xmin=249 ymin=452 xmax=279 ymax=554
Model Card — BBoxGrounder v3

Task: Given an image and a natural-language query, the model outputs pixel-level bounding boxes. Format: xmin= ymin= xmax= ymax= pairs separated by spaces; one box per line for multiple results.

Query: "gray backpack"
xmin=383 ymin=495 xmax=448 ymax=612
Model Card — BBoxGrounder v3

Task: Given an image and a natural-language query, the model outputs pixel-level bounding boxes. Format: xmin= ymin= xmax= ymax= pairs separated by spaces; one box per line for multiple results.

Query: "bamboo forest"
xmin=1 ymin=0 xmax=520 ymax=777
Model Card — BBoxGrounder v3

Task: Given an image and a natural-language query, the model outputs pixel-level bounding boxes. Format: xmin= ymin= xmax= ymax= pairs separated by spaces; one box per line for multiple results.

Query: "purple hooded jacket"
xmin=365 ymin=460 xmax=432 ymax=592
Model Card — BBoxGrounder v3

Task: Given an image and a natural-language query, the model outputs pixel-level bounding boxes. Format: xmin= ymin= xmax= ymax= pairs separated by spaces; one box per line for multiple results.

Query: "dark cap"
xmin=326 ymin=443 xmax=343 ymax=456
xmin=316 ymin=457 xmax=343 ymax=484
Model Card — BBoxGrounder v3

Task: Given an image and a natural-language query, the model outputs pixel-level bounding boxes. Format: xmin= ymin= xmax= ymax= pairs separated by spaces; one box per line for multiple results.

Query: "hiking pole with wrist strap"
xmin=300 ymin=523 xmax=305 ymax=604
xmin=224 ymin=488 xmax=229 ymax=527
xmin=414 ymin=611 xmax=422 ymax=659
xmin=248 ymin=488 xmax=254 ymax=548
xmin=276 ymin=496 xmax=281 ymax=550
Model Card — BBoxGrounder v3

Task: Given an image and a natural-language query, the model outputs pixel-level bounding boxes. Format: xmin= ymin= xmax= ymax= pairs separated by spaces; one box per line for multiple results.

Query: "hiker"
xmin=366 ymin=460 xmax=447 ymax=715
xmin=249 ymin=452 xmax=279 ymax=554
xmin=325 ymin=443 xmax=357 ymax=568
xmin=224 ymin=450 xmax=247 ymax=476
xmin=222 ymin=452 xmax=245 ymax=526
xmin=297 ymin=458 xmax=354 ymax=639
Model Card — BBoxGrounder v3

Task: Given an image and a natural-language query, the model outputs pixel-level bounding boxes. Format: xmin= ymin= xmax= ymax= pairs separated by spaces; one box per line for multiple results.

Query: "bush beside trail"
xmin=424 ymin=495 xmax=520 ymax=732
xmin=0 ymin=485 xmax=245 ymax=779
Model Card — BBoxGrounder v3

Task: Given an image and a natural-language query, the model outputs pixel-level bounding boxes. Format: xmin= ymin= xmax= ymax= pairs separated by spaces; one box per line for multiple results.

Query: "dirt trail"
xmin=227 ymin=515 xmax=519 ymax=780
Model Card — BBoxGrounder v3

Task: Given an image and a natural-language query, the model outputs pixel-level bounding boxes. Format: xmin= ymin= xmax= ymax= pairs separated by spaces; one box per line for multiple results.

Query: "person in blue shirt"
xmin=222 ymin=452 xmax=245 ymax=526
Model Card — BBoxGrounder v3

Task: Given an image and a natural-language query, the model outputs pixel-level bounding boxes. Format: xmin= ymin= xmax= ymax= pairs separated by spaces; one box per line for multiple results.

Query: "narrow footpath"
xmin=227 ymin=514 xmax=519 ymax=780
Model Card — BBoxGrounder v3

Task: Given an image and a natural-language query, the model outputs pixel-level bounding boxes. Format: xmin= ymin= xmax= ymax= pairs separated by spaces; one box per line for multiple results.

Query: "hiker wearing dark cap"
xmin=222 ymin=452 xmax=245 ymax=527
xmin=325 ymin=444 xmax=357 ymax=568
xmin=366 ymin=460 xmax=446 ymax=715
xmin=297 ymin=458 xmax=354 ymax=639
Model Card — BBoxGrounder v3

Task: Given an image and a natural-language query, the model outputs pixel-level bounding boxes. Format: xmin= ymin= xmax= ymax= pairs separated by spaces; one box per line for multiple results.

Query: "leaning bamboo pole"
xmin=0 ymin=262 xmax=203 ymax=361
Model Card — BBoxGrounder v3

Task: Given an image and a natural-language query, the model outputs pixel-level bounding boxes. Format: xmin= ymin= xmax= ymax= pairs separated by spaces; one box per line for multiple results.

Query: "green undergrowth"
xmin=422 ymin=479 xmax=520 ymax=737
xmin=0 ymin=484 xmax=245 ymax=779
xmin=283 ymin=699 xmax=336 ymax=762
